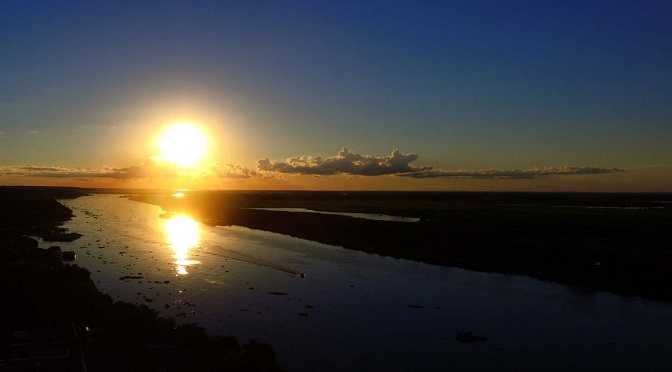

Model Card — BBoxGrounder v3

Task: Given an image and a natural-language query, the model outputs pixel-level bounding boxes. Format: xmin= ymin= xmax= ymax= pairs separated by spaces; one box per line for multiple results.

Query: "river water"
xmin=47 ymin=194 xmax=672 ymax=371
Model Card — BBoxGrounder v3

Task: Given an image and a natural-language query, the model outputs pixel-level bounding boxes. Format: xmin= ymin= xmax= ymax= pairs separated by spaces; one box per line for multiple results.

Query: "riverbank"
xmin=0 ymin=187 xmax=281 ymax=371
xmin=131 ymin=191 xmax=672 ymax=303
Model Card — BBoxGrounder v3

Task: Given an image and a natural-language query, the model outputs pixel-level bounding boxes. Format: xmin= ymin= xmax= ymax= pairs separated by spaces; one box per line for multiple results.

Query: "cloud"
xmin=254 ymin=147 xmax=624 ymax=180
xmin=0 ymin=160 xmax=179 ymax=180
xmin=105 ymin=160 xmax=179 ymax=179
xmin=0 ymin=150 xmax=625 ymax=183
xmin=0 ymin=165 xmax=110 ymax=178
xmin=210 ymin=163 xmax=258 ymax=179
xmin=107 ymin=160 xmax=266 ymax=180
xmin=0 ymin=160 xmax=260 ymax=181
xmin=256 ymin=147 xmax=430 ymax=176
xmin=400 ymin=166 xmax=625 ymax=179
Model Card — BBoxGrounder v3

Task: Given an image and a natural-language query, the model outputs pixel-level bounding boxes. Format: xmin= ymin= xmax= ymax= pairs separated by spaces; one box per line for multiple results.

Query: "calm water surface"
xmin=50 ymin=194 xmax=672 ymax=371
xmin=246 ymin=207 xmax=420 ymax=222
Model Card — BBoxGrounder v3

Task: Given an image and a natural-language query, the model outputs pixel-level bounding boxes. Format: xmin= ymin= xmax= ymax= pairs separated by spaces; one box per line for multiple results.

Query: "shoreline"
xmin=0 ymin=186 xmax=282 ymax=371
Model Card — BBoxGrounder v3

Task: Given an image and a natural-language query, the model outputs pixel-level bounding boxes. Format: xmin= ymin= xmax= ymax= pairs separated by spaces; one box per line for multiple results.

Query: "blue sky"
xmin=1 ymin=1 xmax=670 ymax=191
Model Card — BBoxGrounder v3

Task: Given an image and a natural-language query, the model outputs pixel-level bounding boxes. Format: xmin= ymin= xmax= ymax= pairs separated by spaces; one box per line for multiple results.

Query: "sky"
xmin=1 ymin=0 xmax=671 ymax=191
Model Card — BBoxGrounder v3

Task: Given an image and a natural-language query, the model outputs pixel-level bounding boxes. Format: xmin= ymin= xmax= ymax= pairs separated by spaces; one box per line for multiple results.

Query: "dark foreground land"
xmin=133 ymin=190 xmax=672 ymax=303
xmin=0 ymin=187 xmax=281 ymax=371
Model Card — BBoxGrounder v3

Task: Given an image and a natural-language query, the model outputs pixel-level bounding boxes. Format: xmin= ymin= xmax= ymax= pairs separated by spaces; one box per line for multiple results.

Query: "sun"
xmin=156 ymin=124 xmax=207 ymax=168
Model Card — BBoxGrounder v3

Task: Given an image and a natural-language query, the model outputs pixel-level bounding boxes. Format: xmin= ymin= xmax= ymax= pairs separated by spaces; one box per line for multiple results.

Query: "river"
xmin=45 ymin=194 xmax=672 ymax=371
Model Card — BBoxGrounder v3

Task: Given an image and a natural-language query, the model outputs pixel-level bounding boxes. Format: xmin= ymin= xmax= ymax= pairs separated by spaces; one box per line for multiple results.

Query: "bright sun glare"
xmin=156 ymin=124 xmax=207 ymax=168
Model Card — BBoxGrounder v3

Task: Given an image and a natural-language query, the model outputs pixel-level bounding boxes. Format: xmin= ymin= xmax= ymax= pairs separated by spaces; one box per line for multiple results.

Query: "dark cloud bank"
xmin=256 ymin=148 xmax=430 ymax=176
xmin=0 ymin=161 xmax=178 ymax=180
xmin=0 ymin=148 xmax=623 ymax=181
xmin=401 ymin=166 xmax=625 ymax=179
xmin=256 ymin=147 xmax=624 ymax=179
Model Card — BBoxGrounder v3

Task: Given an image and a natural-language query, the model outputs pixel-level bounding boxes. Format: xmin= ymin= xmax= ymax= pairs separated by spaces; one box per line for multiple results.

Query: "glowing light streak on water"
xmin=163 ymin=214 xmax=200 ymax=275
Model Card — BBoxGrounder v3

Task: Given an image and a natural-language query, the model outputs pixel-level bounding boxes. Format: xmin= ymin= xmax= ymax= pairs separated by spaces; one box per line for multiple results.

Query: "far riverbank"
xmin=131 ymin=190 xmax=672 ymax=303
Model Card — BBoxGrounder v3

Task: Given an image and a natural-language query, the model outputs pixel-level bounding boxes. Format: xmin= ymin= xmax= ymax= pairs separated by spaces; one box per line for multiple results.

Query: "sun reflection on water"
xmin=164 ymin=214 xmax=200 ymax=275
